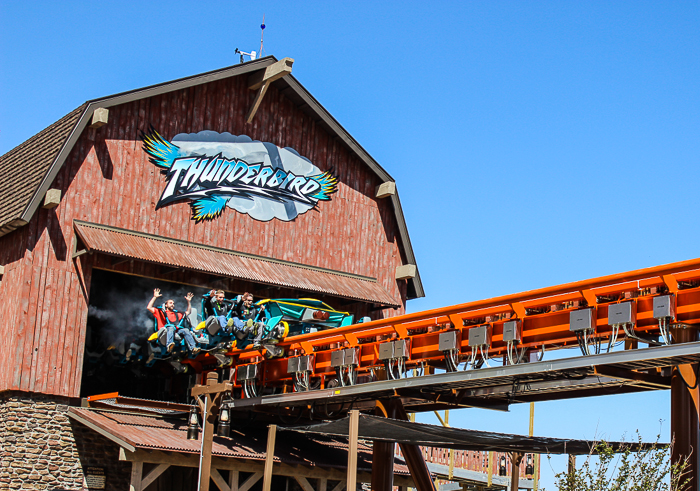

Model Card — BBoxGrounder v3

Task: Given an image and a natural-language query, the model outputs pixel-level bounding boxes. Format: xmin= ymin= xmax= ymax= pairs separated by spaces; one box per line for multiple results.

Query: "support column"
xmin=381 ymin=399 xmax=436 ymax=491
xmin=371 ymin=402 xmax=395 ymax=491
xmin=510 ymin=452 xmax=523 ymax=491
xmin=671 ymin=326 xmax=699 ymax=491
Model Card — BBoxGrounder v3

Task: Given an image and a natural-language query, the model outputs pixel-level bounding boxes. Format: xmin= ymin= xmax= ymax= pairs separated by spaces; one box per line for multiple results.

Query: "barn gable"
xmin=0 ymin=56 xmax=423 ymax=298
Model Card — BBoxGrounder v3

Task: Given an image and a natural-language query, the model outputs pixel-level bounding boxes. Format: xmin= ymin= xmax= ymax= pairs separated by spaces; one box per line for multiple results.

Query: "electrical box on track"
xmin=439 ymin=330 xmax=458 ymax=351
xmin=569 ymin=308 xmax=596 ymax=332
xmin=503 ymin=320 xmax=522 ymax=343
xmin=608 ymin=302 xmax=635 ymax=326
xmin=236 ymin=364 xmax=258 ymax=381
xmin=287 ymin=355 xmax=312 ymax=374
xmin=468 ymin=325 xmax=491 ymax=347
xmin=331 ymin=348 xmax=359 ymax=367
xmin=379 ymin=339 xmax=409 ymax=360
xmin=653 ymin=295 xmax=675 ymax=320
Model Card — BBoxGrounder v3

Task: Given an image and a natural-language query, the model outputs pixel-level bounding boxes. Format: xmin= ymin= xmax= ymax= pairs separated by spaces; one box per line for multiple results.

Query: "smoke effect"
xmin=86 ymin=270 xmax=208 ymax=352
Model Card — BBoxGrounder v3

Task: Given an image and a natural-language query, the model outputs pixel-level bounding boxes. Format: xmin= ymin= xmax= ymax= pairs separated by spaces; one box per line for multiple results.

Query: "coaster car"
xmin=256 ymin=298 xmax=354 ymax=344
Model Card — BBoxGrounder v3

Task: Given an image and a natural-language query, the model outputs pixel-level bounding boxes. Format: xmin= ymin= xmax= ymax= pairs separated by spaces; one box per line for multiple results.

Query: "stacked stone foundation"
xmin=0 ymin=392 xmax=129 ymax=490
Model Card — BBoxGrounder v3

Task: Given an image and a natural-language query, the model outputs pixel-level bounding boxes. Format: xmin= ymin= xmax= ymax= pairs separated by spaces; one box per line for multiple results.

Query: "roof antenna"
xmin=259 ymin=14 xmax=266 ymax=57
xmin=234 ymin=15 xmax=265 ymax=64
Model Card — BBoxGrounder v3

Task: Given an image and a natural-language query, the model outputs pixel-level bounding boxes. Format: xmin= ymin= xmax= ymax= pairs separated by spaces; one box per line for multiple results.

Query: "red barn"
xmin=0 ymin=57 xmax=423 ymax=489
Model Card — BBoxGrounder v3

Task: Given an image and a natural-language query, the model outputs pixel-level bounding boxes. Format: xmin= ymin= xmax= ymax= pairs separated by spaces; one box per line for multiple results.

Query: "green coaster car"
xmin=257 ymin=298 xmax=354 ymax=343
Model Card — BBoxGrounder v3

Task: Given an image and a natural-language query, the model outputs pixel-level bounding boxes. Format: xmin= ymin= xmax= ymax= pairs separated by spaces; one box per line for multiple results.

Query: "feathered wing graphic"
xmin=309 ymin=170 xmax=339 ymax=201
xmin=191 ymin=195 xmax=229 ymax=223
xmin=141 ymin=127 xmax=181 ymax=169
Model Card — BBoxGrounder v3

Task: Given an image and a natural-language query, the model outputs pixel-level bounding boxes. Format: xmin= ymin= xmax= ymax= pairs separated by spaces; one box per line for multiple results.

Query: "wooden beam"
xmin=331 ymin=481 xmax=346 ymax=491
xmin=246 ymin=58 xmax=294 ymax=123
xmin=318 ymin=477 xmax=328 ymax=491
xmin=191 ymin=381 xmax=233 ymax=397
xmin=262 ymin=425 xmax=277 ymax=491
xmin=211 ymin=469 xmax=231 ymax=491
xmin=130 ymin=461 xmax=143 ymax=491
xmin=119 ymin=448 xmax=414 ymax=486
xmin=248 ymin=57 xmax=294 ymax=90
xmin=239 ymin=472 xmax=263 ymax=491
xmin=89 ymin=107 xmax=109 ymax=128
xmin=141 ymin=463 xmax=169 ymax=489
xmin=295 ymin=476 xmax=315 ymax=491
xmin=347 ymin=410 xmax=359 ymax=491
xmin=229 ymin=470 xmax=239 ymax=491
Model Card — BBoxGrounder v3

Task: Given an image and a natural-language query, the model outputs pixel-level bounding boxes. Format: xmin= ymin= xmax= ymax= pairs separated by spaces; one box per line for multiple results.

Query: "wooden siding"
xmin=0 ymin=75 xmax=408 ymax=397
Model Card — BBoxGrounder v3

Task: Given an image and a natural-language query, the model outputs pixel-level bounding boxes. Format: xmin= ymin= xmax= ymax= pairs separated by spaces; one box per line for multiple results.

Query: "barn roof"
xmin=0 ymin=56 xmax=424 ymax=298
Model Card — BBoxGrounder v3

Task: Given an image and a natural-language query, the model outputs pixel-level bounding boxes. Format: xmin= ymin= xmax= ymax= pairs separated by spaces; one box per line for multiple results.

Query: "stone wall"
xmin=0 ymin=392 xmax=130 ymax=491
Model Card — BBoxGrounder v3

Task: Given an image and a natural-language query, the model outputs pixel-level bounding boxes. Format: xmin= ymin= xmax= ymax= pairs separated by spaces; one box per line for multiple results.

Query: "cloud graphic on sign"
xmin=142 ymin=129 xmax=337 ymax=222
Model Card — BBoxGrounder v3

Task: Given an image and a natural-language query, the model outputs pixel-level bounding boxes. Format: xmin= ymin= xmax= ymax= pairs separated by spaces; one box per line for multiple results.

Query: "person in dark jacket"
xmin=232 ymin=292 xmax=267 ymax=346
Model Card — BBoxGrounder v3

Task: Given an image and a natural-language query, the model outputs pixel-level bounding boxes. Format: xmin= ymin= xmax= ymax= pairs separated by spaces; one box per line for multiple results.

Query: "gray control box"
xmin=331 ymin=348 xmax=358 ymax=367
xmin=439 ymin=331 xmax=458 ymax=351
xmin=287 ymin=357 xmax=299 ymax=373
xmin=608 ymin=302 xmax=634 ymax=326
xmin=379 ymin=340 xmax=409 ymax=360
xmin=468 ymin=325 xmax=491 ymax=347
xmin=378 ymin=342 xmax=394 ymax=361
xmin=653 ymin=295 xmax=675 ymax=320
xmin=502 ymin=321 xmax=522 ymax=343
xmin=344 ymin=348 xmax=358 ymax=366
xmin=570 ymin=308 xmax=595 ymax=332
xmin=330 ymin=350 xmax=345 ymax=368
xmin=236 ymin=364 xmax=258 ymax=381
xmin=287 ymin=355 xmax=312 ymax=374
xmin=394 ymin=339 xmax=408 ymax=359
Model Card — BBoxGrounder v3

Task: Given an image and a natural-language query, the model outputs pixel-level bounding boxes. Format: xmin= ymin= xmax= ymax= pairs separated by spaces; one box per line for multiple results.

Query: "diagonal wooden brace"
xmin=246 ymin=57 xmax=294 ymax=123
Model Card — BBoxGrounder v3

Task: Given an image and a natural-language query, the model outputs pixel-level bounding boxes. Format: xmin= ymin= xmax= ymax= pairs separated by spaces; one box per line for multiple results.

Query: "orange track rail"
xmin=203 ymin=257 xmax=700 ymax=392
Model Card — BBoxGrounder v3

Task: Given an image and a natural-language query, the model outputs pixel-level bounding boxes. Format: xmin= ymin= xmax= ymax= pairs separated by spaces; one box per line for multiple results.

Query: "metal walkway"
xmin=229 ymin=341 xmax=700 ymax=417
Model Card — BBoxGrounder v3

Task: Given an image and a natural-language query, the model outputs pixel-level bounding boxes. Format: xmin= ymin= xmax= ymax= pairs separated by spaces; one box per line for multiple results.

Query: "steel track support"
xmin=671 ymin=327 xmax=700 ymax=491
xmin=378 ymin=399 xmax=437 ymax=491
xmin=371 ymin=401 xmax=396 ymax=491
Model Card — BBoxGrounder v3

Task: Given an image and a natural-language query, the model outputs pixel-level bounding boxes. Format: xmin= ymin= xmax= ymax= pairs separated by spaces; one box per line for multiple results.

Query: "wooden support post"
xmin=387 ymin=400 xmax=436 ymax=491
xmin=510 ymin=452 xmax=523 ymax=491
xmin=318 ymin=477 xmax=328 ymax=491
xmin=262 ymin=424 xmax=277 ymax=491
xmin=487 ymin=451 xmax=493 ymax=487
xmin=372 ymin=402 xmax=396 ymax=491
xmin=529 ymin=402 xmax=538 ymax=491
xmin=229 ymin=470 xmax=239 ymax=491
xmin=130 ymin=461 xmax=143 ymax=491
xmin=567 ymin=455 xmax=576 ymax=488
xmin=671 ymin=326 xmax=699 ymax=491
xmin=198 ymin=372 xmax=221 ymax=491
xmin=347 ymin=410 xmax=359 ymax=491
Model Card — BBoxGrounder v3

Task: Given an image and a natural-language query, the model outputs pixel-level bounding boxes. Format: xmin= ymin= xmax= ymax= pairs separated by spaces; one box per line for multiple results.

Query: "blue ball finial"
xmin=261 ymin=24 xmax=266 ymax=29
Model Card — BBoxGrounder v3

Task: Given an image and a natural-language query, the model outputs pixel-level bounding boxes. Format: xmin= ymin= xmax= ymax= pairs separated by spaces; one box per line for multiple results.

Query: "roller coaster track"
xmin=205 ymin=257 xmax=700 ymax=416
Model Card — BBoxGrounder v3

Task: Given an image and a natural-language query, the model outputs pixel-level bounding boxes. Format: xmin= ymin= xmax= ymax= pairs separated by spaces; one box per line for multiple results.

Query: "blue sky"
xmin=2 ymin=1 xmax=699 ymax=488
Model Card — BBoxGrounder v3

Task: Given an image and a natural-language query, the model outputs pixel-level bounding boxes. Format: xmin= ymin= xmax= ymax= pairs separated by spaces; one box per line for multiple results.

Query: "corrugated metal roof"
xmin=67 ymin=407 xmax=409 ymax=474
xmin=74 ymin=220 xmax=401 ymax=307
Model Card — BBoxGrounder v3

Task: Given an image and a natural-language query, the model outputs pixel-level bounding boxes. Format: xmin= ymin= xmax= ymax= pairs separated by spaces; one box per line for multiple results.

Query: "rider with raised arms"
xmin=146 ymin=289 xmax=199 ymax=355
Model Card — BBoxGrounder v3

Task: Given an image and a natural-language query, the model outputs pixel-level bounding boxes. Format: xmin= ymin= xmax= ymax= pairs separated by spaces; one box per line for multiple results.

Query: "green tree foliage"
xmin=554 ymin=435 xmax=689 ymax=491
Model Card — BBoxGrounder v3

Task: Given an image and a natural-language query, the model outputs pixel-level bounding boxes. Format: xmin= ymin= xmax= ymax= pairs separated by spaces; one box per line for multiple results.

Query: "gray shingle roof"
xmin=0 ymin=104 xmax=86 ymax=234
